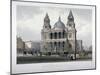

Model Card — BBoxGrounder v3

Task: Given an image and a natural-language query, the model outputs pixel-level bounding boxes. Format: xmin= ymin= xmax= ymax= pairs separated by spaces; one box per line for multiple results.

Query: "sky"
xmin=17 ymin=5 xmax=92 ymax=48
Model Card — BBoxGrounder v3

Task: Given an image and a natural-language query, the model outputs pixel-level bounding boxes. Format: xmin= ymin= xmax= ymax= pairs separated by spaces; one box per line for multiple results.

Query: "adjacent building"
xmin=76 ymin=40 xmax=83 ymax=52
xmin=17 ymin=37 xmax=25 ymax=56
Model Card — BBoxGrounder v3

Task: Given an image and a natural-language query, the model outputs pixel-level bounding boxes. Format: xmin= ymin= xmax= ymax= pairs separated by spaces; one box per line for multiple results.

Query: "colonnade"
xmin=46 ymin=41 xmax=65 ymax=51
xmin=50 ymin=31 xmax=66 ymax=39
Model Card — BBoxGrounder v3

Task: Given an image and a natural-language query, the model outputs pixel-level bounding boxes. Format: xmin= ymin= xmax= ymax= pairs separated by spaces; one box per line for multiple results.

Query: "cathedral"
xmin=41 ymin=10 xmax=82 ymax=59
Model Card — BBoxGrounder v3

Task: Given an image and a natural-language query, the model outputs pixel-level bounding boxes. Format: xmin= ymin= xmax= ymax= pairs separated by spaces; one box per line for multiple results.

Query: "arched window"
xmin=54 ymin=42 xmax=57 ymax=47
xmin=54 ymin=32 xmax=57 ymax=39
xmin=62 ymin=30 xmax=65 ymax=38
xmin=62 ymin=41 xmax=65 ymax=47
xmin=50 ymin=33 xmax=52 ymax=39
xmin=45 ymin=26 xmax=47 ymax=28
xmin=59 ymin=32 xmax=61 ymax=39
xmin=62 ymin=41 xmax=65 ymax=50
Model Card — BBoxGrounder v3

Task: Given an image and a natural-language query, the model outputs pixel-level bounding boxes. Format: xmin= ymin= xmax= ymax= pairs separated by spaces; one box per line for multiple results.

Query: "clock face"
xmin=69 ymin=16 xmax=73 ymax=19
xmin=69 ymin=24 xmax=72 ymax=27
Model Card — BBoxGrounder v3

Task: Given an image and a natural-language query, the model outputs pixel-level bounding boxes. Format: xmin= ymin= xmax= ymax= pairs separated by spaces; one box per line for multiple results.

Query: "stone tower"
xmin=43 ymin=13 xmax=51 ymax=30
xmin=41 ymin=13 xmax=51 ymax=53
xmin=41 ymin=13 xmax=51 ymax=40
xmin=67 ymin=10 xmax=77 ymax=58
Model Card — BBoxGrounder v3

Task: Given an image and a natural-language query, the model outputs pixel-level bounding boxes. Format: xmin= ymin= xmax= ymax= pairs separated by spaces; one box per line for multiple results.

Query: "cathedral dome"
xmin=54 ymin=17 xmax=65 ymax=30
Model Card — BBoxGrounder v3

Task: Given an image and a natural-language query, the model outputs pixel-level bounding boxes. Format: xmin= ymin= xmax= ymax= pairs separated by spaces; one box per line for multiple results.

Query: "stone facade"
xmin=41 ymin=10 xmax=82 ymax=59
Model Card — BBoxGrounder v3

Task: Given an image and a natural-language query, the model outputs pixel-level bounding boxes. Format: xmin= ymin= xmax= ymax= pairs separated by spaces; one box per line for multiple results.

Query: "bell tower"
xmin=41 ymin=13 xmax=51 ymax=54
xmin=67 ymin=10 xmax=76 ymax=40
xmin=67 ymin=10 xmax=77 ymax=59
xmin=43 ymin=13 xmax=51 ymax=30
xmin=41 ymin=13 xmax=51 ymax=40
xmin=67 ymin=10 xmax=75 ymax=28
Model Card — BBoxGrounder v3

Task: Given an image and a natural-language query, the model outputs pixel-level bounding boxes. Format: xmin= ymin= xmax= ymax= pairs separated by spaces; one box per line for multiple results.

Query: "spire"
xmin=44 ymin=13 xmax=50 ymax=22
xmin=43 ymin=13 xmax=51 ymax=29
xmin=68 ymin=10 xmax=74 ymax=20
xmin=45 ymin=13 xmax=49 ymax=18
xmin=67 ymin=10 xmax=75 ymax=28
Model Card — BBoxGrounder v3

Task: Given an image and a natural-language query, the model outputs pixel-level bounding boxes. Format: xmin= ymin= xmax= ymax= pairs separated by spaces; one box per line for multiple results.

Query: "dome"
xmin=54 ymin=17 xmax=65 ymax=30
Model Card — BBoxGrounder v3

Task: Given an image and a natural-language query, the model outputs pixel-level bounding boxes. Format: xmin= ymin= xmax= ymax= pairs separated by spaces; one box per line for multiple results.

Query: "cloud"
xmin=17 ymin=26 xmax=41 ymax=41
xmin=17 ymin=5 xmax=43 ymax=21
xmin=17 ymin=5 xmax=92 ymax=48
xmin=77 ymin=23 xmax=92 ymax=47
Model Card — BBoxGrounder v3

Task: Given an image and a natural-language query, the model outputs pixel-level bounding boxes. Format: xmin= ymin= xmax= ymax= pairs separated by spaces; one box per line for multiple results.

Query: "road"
xmin=17 ymin=55 xmax=92 ymax=64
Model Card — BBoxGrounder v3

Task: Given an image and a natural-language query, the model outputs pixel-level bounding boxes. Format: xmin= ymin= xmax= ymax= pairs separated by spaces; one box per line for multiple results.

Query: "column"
xmin=58 ymin=42 xmax=60 ymax=51
xmin=63 ymin=31 xmax=64 ymax=38
xmin=50 ymin=33 xmax=52 ymax=39
xmin=60 ymin=42 xmax=62 ymax=53
xmin=61 ymin=32 xmax=63 ymax=38
xmin=53 ymin=33 xmax=55 ymax=39
xmin=59 ymin=32 xmax=61 ymax=39
xmin=53 ymin=42 xmax=54 ymax=52
xmin=51 ymin=42 xmax=52 ymax=51
xmin=57 ymin=32 xmax=59 ymax=39
xmin=60 ymin=42 xmax=62 ymax=52
xmin=56 ymin=42 xmax=58 ymax=51
xmin=52 ymin=33 xmax=54 ymax=39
